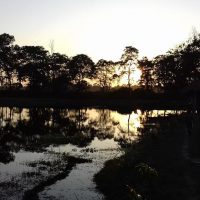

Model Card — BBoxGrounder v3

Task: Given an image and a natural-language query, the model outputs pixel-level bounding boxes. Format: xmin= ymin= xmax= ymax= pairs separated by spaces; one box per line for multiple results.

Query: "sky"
xmin=0 ymin=0 xmax=200 ymax=62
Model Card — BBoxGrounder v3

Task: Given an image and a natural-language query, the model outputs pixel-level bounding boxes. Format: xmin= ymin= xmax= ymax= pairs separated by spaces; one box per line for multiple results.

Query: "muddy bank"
xmin=39 ymin=138 xmax=121 ymax=200
xmin=23 ymin=155 xmax=91 ymax=200
xmin=0 ymin=152 xmax=90 ymax=200
xmin=94 ymin=115 xmax=200 ymax=200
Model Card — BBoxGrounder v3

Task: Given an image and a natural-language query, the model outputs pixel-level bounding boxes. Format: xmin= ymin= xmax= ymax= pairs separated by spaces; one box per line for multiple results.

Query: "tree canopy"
xmin=0 ymin=32 xmax=200 ymax=95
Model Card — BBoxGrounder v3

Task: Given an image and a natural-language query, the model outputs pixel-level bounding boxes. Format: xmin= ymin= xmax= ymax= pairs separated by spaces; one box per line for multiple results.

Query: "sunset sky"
xmin=0 ymin=0 xmax=199 ymax=62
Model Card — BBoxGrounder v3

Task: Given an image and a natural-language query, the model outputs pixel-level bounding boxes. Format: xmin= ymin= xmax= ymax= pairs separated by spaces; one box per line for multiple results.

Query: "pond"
xmin=0 ymin=107 xmax=185 ymax=200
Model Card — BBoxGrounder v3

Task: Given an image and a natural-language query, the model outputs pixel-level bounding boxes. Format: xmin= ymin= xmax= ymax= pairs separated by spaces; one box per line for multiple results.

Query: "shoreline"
xmin=0 ymin=97 xmax=189 ymax=110
xmin=94 ymin=114 xmax=200 ymax=200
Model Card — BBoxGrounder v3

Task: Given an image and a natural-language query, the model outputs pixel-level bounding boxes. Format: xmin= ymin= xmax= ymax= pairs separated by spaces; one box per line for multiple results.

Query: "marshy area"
xmin=1 ymin=29 xmax=200 ymax=199
xmin=0 ymin=106 xmax=199 ymax=200
xmin=95 ymin=109 xmax=200 ymax=200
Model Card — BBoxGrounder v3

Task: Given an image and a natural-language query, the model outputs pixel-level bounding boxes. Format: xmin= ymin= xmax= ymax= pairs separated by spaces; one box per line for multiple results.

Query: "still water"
xmin=0 ymin=107 xmax=184 ymax=200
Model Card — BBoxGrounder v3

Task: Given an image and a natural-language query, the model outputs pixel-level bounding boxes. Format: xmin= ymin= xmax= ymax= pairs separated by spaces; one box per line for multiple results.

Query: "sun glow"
xmin=86 ymin=109 xmax=145 ymax=141
xmin=115 ymin=67 xmax=142 ymax=87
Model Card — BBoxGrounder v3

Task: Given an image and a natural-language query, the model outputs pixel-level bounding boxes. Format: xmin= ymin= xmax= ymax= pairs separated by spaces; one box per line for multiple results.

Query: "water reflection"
xmin=0 ymin=107 xmax=188 ymax=199
xmin=0 ymin=107 xmax=187 ymax=164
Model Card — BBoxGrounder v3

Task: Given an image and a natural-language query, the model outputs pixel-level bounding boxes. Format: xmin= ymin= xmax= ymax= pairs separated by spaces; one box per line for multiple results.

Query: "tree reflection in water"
xmin=0 ymin=107 xmax=186 ymax=164
xmin=0 ymin=107 xmax=189 ymax=200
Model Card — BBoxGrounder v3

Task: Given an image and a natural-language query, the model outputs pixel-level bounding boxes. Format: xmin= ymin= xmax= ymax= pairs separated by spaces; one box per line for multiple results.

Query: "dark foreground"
xmin=94 ymin=113 xmax=200 ymax=200
xmin=0 ymin=96 xmax=189 ymax=110
xmin=0 ymin=106 xmax=199 ymax=200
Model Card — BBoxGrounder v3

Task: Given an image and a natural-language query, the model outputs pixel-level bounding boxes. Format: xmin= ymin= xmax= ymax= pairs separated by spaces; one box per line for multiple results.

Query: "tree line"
xmin=139 ymin=32 xmax=200 ymax=93
xmin=0 ymin=32 xmax=200 ymax=95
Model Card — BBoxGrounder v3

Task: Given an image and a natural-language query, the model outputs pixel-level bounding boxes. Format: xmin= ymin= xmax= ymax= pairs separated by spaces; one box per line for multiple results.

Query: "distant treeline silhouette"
xmin=0 ymin=32 xmax=200 ymax=95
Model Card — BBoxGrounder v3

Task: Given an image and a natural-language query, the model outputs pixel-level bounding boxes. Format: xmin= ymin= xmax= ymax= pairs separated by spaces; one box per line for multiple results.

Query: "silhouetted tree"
xmin=154 ymin=32 xmax=200 ymax=92
xmin=153 ymin=54 xmax=177 ymax=92
xmin=177 ymin=32 xmax=200 ymax=85
xmin=48 ymin=53 xmax=70 ymax=91
xmin=0 ymin=33 xmax=15 ymax=47
xmin=0 ymin=33 xmax=17 ymax=89
xmin=138 ymin=57 xmax=154 ymax=91
xmin=0 ymin=31 xmax=199 ymax=96
xmin=68 ymin=54 xmax=95 ymax=91
xmin=19 ymin=46 xmax=49 ymax=90
xmin=120 ymin=46 xmax=139 ymax=90
xmin=95 ymin=59 xmax=117 ymax=91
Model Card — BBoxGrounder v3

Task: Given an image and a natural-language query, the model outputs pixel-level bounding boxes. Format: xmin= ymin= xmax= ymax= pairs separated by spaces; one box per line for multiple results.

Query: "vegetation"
xmin=1 ymin=31 xmax=200 ymax=199
xmin=0 ymin=32 xmax=200 ymax=96
xmin=94 ymin=114 xmax=198 ymax=200
xmin=23 ymin=154 xmax=91 ymax=200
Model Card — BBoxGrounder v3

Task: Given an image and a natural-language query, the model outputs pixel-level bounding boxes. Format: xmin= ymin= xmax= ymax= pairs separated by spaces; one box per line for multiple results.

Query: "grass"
xmin=94 ymin=115 xmax=198 ymax=200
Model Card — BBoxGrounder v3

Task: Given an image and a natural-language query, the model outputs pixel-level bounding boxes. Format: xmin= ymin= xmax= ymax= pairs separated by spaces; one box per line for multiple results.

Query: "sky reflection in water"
xmin=0 ymin=107 xmax=185 ymax=199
